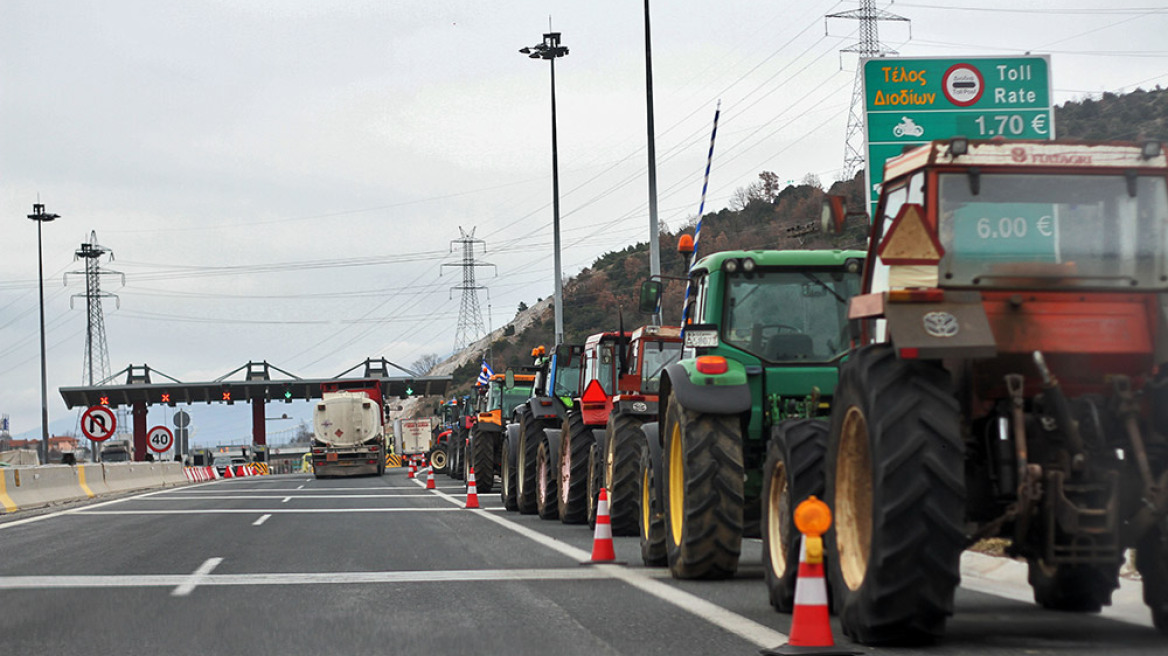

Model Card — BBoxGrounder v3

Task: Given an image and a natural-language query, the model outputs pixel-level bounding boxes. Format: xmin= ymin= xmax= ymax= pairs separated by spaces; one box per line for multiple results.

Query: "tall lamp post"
xmin=520 ymin=31 xmax=569 ymax=345
xmin=28 ymin=203 xmax=59 ymax=465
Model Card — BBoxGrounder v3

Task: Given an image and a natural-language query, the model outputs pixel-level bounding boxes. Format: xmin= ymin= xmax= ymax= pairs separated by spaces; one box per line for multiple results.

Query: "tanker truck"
xmin=311 ymin=379 xmax=387 ymax=478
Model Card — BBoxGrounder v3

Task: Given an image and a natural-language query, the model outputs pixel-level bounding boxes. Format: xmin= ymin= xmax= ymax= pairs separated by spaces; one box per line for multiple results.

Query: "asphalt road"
xmin=0 ymin=468 xmax=1163 ymax=655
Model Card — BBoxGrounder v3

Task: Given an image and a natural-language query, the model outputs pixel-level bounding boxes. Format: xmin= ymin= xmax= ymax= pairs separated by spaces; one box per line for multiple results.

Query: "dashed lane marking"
xmin=252 ymin=514 xmax=271 ymax=526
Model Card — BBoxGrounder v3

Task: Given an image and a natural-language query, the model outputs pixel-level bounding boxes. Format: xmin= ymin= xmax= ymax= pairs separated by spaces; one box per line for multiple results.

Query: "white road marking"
xmin=0 ymin=486 xmax=189 ymax=531
xmin=252 ymin=514 xmax=271 ymax=526
xmin=150 ymin=494 xmax=442 ymax=500
xmin=0 ymin=567 xmax=659 ymax=591
xmin=172 ymin=557 xmax=223 ymax=597
xmin=70 ymin=508 xmax=467 ymax=515
xmin=409 ymin=475 xmax=791 ymax=649
xmin=281 ymin=497 xmax=291 ymax=503
xmin=296 ymin=485 xmax=305 ymax=490
xmin=169 ymin=486 xmax=423 ymax=493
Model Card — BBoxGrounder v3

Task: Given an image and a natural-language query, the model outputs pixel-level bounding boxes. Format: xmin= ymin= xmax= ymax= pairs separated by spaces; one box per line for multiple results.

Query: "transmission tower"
xmin=443 ymin=227 xmax=496 ymax=352
xmin=828 ymin=0 xmax=910 ymax=180
xmin=66 ymin=232 xmax=124 ymax=387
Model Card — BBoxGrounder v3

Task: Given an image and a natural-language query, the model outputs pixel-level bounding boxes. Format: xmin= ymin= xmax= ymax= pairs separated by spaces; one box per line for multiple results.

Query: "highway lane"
xmin=0 ymin=468 xmax=1164 ymax=655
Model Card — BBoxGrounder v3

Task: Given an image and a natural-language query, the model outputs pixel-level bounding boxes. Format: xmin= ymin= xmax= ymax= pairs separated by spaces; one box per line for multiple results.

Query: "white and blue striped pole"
xmin=681 ymin=101 xmax=722 ymax=333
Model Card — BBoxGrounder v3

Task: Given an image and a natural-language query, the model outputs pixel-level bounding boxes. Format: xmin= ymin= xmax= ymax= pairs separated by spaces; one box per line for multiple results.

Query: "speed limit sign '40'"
xmin=147 ymin=425 xmax=174 ymax=453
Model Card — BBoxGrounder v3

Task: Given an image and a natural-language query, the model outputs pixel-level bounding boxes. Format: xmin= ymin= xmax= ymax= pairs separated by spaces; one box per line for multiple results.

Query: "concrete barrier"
xmin=0 ymin=461 xmax=194 ymax=515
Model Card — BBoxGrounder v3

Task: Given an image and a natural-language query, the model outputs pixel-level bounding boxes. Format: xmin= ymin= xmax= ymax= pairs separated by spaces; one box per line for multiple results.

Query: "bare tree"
xmin=411 ymin=353 xmax=443 ymax=375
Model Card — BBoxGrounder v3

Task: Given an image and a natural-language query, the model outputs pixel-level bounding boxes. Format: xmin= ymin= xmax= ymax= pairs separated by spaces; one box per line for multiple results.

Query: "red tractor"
xmin=819 ymin=138 xmax=1168 ymax=643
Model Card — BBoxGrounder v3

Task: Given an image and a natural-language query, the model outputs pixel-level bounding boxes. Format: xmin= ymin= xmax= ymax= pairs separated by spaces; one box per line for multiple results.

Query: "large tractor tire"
xmin=1137 ymin=523 xmax=1168 ymax=632
xmin=429 ymin=446 xmax=448 ymax=475
xmin=516 ymin=407 xmax=543 ymax=515
xmin=558 ymin=410 xmax=594 ymax=524
xmin=536 ymin=436 xmax=560 ymax=520
xmin=500 ymin=430 xmax=519 ymax=511
xmin=605 ymin=412 xmax=646 ymax=536
xmin=825 ymin=344 xmax=966 ymax=646
xmin=662 ymin=393 xmax=744 ymax=580
xmin=470 ymin=429 xmax=496 ymax=494
xmin=1026 ymin=558 xmax=1119 ymax=613
xmin=586 ymin=440 xmax=602 ymax=528
xmin=639 ymin=430 xmax=667 ymax=567
xmin=763 ymin=418 xmax=829 ymax=613
xmin=451 ymin=427 xmax=467 ymax=481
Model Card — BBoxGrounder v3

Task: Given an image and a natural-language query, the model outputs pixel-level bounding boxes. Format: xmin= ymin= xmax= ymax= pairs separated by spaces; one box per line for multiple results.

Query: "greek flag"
xmin=476 ymin=360 xmax=494 ymax=387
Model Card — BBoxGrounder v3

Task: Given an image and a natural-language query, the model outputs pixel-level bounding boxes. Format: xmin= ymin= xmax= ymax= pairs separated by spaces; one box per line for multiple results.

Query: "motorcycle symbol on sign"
xmin=893 ymin=116 xmax=925 ymax=138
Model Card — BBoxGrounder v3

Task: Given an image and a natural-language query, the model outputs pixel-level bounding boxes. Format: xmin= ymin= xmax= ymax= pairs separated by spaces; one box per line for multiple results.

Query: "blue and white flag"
xmin=476 ymin=360 xmax=494 ymax=387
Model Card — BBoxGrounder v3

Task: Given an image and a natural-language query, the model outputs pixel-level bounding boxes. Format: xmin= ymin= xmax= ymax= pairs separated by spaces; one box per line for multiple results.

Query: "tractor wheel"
xmin=471 ymin=429 xmax=496 ymax=494
xmin=586 ymin=440 xmax=602 ymax=528
xmin=557 ymin=410 xmax=593 ymax=524
xmin=429 ymin=447 xmax=448 ymax=475
xmin=451 ymin=427 xmax=467 ymax=481
xmin=536 ymin=437 xmax=560 ymax=520
xmin=825 ymin=343 xmax=966 ymax=646
xmin=606 ymin=412 xmax=646 ymax=536
xmin=763 ymin=418 xmax=828 ymax=613
xmin=1027 ymin=558 xmax=1119 ymax=613
xmin=516 ymin=407 xmax=542 ymax=515
xmin=662 ymin=393 xmax=744 ymax=579
xmin=1137 ymin=522 xmax=1168 ymax=632
xmin=500 ymin=433 xmax=518 ymax=511
xmin=639 ymin=436 xmax=667 ymax=567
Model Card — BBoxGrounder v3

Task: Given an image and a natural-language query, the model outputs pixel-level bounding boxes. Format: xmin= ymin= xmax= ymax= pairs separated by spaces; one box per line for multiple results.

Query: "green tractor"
xmin=638 ymin=248 xmax=864 ymax=606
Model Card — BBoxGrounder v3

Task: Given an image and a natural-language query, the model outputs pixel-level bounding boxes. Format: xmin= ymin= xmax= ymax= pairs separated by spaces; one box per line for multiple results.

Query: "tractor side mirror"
xmin=821 ymin=195 xmax=847 ymax=234
xmin=639 ymin=280 xmax=663 ymax=314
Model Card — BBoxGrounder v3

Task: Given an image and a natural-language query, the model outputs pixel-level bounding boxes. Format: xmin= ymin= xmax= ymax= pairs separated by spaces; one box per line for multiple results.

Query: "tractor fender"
xmin=526 ymin=396 xmax=561 ymax=422
xmin=661 ymin=361 xmax=752 ymax=416
xmin=543 ymin=428 xmax=563 ymax=468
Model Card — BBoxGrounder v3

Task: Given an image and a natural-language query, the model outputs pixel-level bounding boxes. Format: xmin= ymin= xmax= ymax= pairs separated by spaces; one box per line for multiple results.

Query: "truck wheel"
xmin=516 ymin=407 xmax=542 ymax=515
xmin=640 ymin=436 xmax=667 ymax=567
xmin=1027 ymin=558 xmax=1118 ymax=612
xmin=500 ymin=433 xmax=518 ymax=511
xmin=1137 ymin=523 xmax=1168 ymax=632
xmin=558 ymin=410 xmax=593 ymax=524
xmin=662 ymin=393 xmax=744 ymax=579
xmin=586 ymin=441 xmax=602 ymax=528
xmin=763 ymin=418 xmax=828 ymax=613
xmin=429 ymin=447 xmax=448 ymax=475
xmin=471 ymin=430 xmax=496 ymax=494
xmin=536 ymin=437 xmax=559 ymax=520
xmin=825 ymin=344 xmax=965 ymax=645
xmin=606 ymin=412 xmax=645 ymax=536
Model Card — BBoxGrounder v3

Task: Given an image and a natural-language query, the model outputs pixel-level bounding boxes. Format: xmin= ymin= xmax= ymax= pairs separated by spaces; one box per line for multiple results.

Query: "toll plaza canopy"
xmin=58 ymin=359 xmax=452 ymax=409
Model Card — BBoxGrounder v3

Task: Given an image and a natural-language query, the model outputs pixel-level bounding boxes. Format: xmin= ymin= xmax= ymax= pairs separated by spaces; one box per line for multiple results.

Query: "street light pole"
xmin=643 ymin=0 xmax=662 ymax=326
xmin=520 ymin=32 xmax=569 ymax=345
xmin=28 ymin=203 xmax=59 ymax=465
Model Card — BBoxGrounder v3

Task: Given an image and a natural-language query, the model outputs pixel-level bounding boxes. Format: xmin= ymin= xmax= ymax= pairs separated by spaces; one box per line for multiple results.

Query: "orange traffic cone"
xmin=762 ymin=496 xmax=858 ymax=656
xmin=465 ymin=467 xmax=480 ymax=509
xmin=425 ymin=468 xmax=436 ymax=489
xmin=583 ymin=488 xmax=620 ymax=564
xmin=407 ymin=459 xmax=416 ymax=479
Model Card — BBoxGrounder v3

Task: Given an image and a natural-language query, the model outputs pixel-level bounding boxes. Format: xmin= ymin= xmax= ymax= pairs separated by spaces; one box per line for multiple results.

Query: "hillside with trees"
xmin=441 ymin=87 xmax=1168 ymax=396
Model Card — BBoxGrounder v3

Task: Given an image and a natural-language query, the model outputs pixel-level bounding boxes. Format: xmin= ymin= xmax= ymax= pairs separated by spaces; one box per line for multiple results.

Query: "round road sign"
xmin=942 ymin=63 xmax=984 ymax=107
xmin=81 ymin=405 xmax=117 ymax=442
xmin=147 ymin=425 xmax=174 ymax=453
xmin=173 ymin=410 xmax=190 ymax=428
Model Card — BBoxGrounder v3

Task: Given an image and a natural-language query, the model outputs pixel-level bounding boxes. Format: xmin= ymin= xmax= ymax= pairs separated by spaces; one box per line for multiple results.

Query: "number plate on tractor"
xmin=684 ymin=329 xmax=719 ymax=348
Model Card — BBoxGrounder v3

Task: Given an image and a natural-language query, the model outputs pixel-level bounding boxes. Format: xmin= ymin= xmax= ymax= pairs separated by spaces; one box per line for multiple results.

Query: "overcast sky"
xmin=2 ymin=1 xmax=1166 ymax=446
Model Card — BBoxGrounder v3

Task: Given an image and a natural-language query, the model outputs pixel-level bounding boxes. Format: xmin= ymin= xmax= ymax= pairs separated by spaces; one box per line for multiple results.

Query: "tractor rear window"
xmin=938 ymin=172 xmax=1168 ymax=289
xmin=721 ymin=268 xmax=861 ymax=363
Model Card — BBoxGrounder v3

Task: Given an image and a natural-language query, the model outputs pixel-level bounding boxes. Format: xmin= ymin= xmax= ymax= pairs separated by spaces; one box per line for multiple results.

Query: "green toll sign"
xmin=863 ymin=56 xmax=1054 ymax=217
